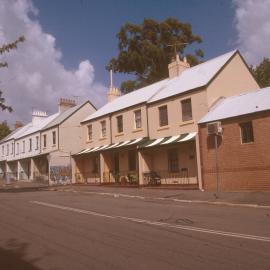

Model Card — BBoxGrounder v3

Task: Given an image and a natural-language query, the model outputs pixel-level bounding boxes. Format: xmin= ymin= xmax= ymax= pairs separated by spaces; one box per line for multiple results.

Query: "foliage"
xmin=0 ymin=121 xmax=11 ymax=141
xmin=0 ymin=36 xmax=25 ymax=112
xmin=251 ymin=58 xmax=270 ymax=88
xmin=107 ymin=18 xmax=204 ymax=93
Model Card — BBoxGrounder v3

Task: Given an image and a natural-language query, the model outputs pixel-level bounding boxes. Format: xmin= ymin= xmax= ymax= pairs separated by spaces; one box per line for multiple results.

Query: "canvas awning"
xmin=75 ymin=137 xmax=147 ymax=156
xmin=138 ymin=132 xmax=197 ymax=148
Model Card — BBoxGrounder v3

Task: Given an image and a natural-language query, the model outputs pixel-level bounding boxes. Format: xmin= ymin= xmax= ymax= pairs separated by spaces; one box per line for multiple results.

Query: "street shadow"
xmin=0 ymin=239 xmax=41 ymax=270
xmin=0 ymin=186 xmax=49 ymax=193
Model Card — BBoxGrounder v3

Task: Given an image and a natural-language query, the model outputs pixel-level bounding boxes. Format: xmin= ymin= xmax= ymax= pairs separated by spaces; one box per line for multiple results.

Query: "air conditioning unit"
xmin=207 ymin=121 xmax=223 ymax=135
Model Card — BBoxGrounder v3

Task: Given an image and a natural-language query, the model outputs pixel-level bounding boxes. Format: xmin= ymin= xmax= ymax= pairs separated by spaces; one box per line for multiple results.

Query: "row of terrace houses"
xmin=0 ymin=99 xmax=96 ymax=184
xmin=73 ymin=50 xmax=259 ymax=190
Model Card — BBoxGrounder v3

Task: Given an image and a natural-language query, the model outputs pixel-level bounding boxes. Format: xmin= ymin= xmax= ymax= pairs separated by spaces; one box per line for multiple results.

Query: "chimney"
xmin=32 ymin=110 xmax=48 ymax=125
xmin=15 ymin=121 xmax=23 ymax=130
xmin=107 ymin=87 xmax=121 ymax=103
xmin=107 ymin=69 xmax=121 ymax=103
xmin=168 ymin=54 xmax=190 ymax=78
xmin=58 ymin=98 xmax=76 ymax=113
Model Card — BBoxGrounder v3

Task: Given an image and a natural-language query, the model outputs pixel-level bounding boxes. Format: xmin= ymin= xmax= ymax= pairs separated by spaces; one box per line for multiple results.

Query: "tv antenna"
xmin=167 ymin=42 xmax=188 ymax=58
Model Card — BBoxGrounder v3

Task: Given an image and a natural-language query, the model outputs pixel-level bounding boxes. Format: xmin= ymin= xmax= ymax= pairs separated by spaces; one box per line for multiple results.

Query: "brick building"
xmin=199 ymin=87 xmax=270 ymax=191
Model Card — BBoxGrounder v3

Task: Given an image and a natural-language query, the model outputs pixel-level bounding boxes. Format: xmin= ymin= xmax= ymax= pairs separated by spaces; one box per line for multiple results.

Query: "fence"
xmin=103 ymin=171 xmax=139 ymax=185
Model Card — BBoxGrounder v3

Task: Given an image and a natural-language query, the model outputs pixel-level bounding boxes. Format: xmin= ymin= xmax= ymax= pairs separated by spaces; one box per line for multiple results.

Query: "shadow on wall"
xmin=0 ymin=239 xmax=41 ymax=270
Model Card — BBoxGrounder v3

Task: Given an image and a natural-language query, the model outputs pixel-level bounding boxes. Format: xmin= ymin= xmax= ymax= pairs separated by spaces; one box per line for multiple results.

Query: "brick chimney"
xmin=58 ymin=98 xmax=76 ymax=113
xmin=32 ymin=110 xmax=48 ymax=125
xmin=168 ymin=55 xmax=190 ymax=78
xmin=15 ymin=121 xmax=23 ymax=130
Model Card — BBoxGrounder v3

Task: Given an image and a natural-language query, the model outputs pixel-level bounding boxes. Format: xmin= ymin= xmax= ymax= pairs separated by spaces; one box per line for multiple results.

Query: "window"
xmin=116 ymin=115 xmax=123 ymax=133
xmin=52 ymin=131 xmax=56 ymax=145
xmin=29 ymin=138 xmax=32 ymax=152
xmin=22 ymin=141 xmax=25 ymax=153
xmin=240 ymin=122 xmax=254 ymax=143
xmin=11 ymin=142 xmax=13 ymax=155
xmin=36 ymin=136 xmax=39 ymax=150
xmin=181 ymin=98 xmax=193 ymax=122
xmin=6 ymin=144 xmax=9 ymax=156
xmin=2 ymin=145 xmax=4 ymax=156
xmin=101 ymin=121 xmax=106 ymax=138
xmin=159 ymin=105 xmax=168 ymax=127
xmin=43 ymin=134 xmax=47 ymax=148
xmin=128 ymin=150 xmax=137 ymax=171
xmin=16 ymin=143 xmax=19 ymax=155
xmin=87 ymin=125 xmax=92 ymax=141
xmin=168 ymin=148 xmax=179 ymax=173
xmin=134 ymin=110 xmax=142 ymax=129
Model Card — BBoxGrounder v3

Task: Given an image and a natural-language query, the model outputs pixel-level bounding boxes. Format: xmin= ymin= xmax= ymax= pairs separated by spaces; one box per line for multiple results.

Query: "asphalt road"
xmin=0 ymin=189 xmax=270 ymax=270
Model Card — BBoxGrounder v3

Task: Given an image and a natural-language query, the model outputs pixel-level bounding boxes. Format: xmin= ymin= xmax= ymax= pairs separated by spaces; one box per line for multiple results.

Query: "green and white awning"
xmin=138 ymin=132 xmax=197 ymax=148
xmin=75 ymin=137 xmax=147 ymax=156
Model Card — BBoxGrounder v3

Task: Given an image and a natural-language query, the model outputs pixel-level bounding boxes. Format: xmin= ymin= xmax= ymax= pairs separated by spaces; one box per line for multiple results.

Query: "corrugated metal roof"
xmin=83 ymin=79 xmax=169 ymax=122
xmin=82 ymin=50 xmax=237 ymax=122
xmin=43 ymin=101 xmax=88 ymax=129
xmin=199 ymin=87 xmax=270 ymax=123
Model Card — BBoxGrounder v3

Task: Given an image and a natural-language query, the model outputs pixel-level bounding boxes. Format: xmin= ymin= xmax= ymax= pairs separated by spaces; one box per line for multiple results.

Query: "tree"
xmin=108 ymin=18 xmax=204 ymax=93
xmin=251 ymin=58 xmax=270 ymax=88
xmin=0 ymin=121 xmax=11 ymax=141
xmin=0 ymin=36 xmax=25 ymax=112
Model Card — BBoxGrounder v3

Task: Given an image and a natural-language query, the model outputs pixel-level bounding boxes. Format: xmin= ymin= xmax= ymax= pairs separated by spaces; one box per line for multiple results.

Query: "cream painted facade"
xmin=0 ymin=101 xmax=96 ymax=184
xmin=75 ymin=51 xmax=259 ymax=189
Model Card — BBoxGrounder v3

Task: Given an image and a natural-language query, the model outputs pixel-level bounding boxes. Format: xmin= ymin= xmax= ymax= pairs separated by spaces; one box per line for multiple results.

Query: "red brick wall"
xmin=199 ymin=111 xmax=270 ymax=191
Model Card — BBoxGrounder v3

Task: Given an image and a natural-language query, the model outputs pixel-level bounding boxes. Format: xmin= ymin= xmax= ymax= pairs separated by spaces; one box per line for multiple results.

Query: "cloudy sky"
xmin=0 ymin=0 xmax=270 ymax=126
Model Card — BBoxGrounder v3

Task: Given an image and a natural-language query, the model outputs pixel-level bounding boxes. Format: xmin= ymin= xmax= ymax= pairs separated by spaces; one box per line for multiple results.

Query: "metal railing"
xmin=103 ymin=171 xmax=139 ymax=185
xmin=143 ymin=169 xmax=192 ymax=185
xmin=75 ymin=172 xmax=100 ymax=184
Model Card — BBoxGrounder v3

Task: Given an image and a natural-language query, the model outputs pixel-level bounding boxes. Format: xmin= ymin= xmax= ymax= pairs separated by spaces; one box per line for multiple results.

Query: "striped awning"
xmin=75 ymin=137 xmax=146 ymax=156
xmin=138 ymin=132 xmax=197 ymax=148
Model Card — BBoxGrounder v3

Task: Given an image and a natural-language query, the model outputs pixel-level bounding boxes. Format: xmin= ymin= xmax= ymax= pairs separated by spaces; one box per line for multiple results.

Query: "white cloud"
xmin=0 ymin=0 xmax=107 ymax=126
xmin=234 ymin=0 xmax=270 ymax=65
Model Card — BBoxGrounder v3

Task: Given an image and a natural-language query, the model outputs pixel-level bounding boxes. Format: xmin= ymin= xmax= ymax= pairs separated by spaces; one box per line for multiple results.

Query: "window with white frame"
xmin=116 ymin=115 xmax=123 ymax=133
xmin=29 ymin=138 xmax=32 ymax=152
xmin=52 ymin=131 xmax=56 ymax=145
xmin=36 ymin=136 xmax=39 ymax=150
xmin=43 ymin=134 xmax=47 ymax=148
xmin=101 ymin=120 xmax=106 ymax=138
xmin=240 ymin=121 xmax=254 ymax=143
xmin=181 ymin=98 xmax=193 ymax=122
xmin=87 ymin=124 xmax=92 ymax=141
xmin=22 ymin=140 xmax=25 ymax=153
xmin=159 ymin=105 xmax=168 ymax=127
xmin=16 ymin=143 xmax=19 ymax=155
xmin=134 ymin=110 xmax=142 ymax=129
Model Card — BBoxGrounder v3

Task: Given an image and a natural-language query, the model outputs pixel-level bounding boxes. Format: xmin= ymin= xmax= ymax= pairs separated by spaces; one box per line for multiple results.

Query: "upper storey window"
xmin=159 ymin=105 xmax=168 ymax=127
xmin=181 ymin=98 xmax=193 ymax=122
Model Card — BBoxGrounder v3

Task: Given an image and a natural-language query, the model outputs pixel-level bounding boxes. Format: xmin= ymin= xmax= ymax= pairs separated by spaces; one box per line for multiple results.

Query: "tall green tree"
xmin=0 ymin=36 xmax=25 ymax=112
xmin=0 ymin=121 xmax=11 ymax=140
xmin=251 ymin=58 xmax=270 ymax=88
xmin=108 ymin=18 xmax=204 ymax=93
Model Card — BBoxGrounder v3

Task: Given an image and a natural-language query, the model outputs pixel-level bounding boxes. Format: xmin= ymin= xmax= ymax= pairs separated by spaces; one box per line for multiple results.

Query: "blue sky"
xmin=1 ymin=0 xmax=269 ymax=124
xmin=32 ymin=0 xmax=237 ymax=86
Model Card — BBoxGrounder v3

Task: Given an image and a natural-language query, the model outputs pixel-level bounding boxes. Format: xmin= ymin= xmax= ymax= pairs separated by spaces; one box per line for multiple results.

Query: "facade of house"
xmin=0 ymin=99 xmax=96 ymax=184
xmin=74 ymin=50 xmax=259 ymax=189
xmin=199 ymin=87 xmax=270 ymax=191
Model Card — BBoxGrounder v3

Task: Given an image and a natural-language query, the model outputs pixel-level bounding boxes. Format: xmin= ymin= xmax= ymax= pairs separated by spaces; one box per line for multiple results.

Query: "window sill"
xmin=179 ymin=120 xmax=194 ymax=127
xmin=132 ymin=128 xmax=143 ymax=133
xmin=157 ymin=125 xmax=170 ymax=131
xmin=99 ymin=137 xmax=107 ymax=141
xmin=52 ymin=144 xmax=56 ymax=148
xmin=115 ymin=132 xmax=124 ymax=137
xmin=241 ymin=141 xmax=254 ymax=145
xmin=86 ymin=140 xmax=93 ymax=144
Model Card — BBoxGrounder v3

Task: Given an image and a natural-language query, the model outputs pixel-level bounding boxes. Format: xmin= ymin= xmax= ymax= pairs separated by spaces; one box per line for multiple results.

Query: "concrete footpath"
xmin=1 ymin=179 xmax=270 ymax=208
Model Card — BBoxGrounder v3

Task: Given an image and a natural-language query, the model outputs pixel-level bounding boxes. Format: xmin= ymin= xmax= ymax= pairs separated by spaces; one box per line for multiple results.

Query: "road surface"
xmin=0 ymin=189 xmax=270 ymax=269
